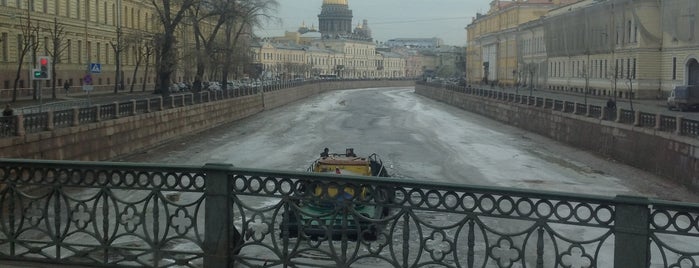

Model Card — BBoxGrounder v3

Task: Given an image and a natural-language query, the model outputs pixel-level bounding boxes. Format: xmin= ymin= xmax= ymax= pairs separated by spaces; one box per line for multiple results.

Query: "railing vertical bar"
xmin=9 ymin=187 xmax=16 ymax=256
xmin=54 ymin=186 xmax=61 ymax=261
xmin=402 ymin=211 xmax=409 ymax=268
xmin=153 ymin=193 xmax=160 ymax=268
xmin=467 ymin=220 xmax=475 ymax=268
xmin=102 ymin=189 xmax=110 ymax=264
xmin=536 ymin=226 xmax=544 ymax=268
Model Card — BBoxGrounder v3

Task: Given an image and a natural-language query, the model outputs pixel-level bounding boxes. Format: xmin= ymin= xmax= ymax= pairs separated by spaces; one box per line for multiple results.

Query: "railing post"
xmin=654 ymin=114 xmax=662 ymax=130
xmin=15 ymin=114 xmax=25 ymax=136
xmin=131 ymin=100 xmax=137 ymax=116
xmin=207 ymin=91 xmax=211 ymax=102
xmin=600 ymin=107 xmax=607 ymax=120
xmin=146 ymin=99 xmax=151 ymax=113
xmin=633 ymin=110 xmax=641 ymax=126
xmin=573 ymin=102 xmax=579 ymax=114
xmin=613 ymin=196 xmax=650 ymax=268
xmin=94 ymin=105 xmax=101 ymax=122
xmin=203 ymin=163 xmax=233 ymax=268
xmin=675 ymin=116 xmax=683 ymax=135
xmin=72 ymin=107 xmax=80 ymax=126
xmin=113 ymin=102 xmax=120 ymax=118
xmin=46 ymin=111 xmax=54 ymax=131
xmin=585 ymin=104 xmax=591 ymax=117
xmin=158 ymin=97 xmax=164 ymax=111
xmin=615 ymin=107 xmax=623 ymax=123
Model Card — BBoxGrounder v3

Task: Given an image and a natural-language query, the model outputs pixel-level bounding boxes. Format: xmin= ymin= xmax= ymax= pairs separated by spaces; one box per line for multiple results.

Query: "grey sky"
xmin=257 ymin=0 xmax=491 ymax=46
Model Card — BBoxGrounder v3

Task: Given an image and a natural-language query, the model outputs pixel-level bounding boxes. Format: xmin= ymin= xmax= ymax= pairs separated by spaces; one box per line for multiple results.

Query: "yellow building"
xmin=0 ymin=0 xmax=226 ymax=99
xmin=466 ymin=0 xmax=578 ymax=86
xmin=251 ymin=38 xmax=406 ymax=80
xmin=539 ymin=0 xmax=698 ymax=99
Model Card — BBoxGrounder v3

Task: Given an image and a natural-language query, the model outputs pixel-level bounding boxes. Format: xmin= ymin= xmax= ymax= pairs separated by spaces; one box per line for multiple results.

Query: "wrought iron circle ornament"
xmin=227 ymin=170 xmax=619 ymax=267
xmin=0 ymin=159 xmax=698 ymax=267
xmin=0 ymin=160 xmax=207 ymax=267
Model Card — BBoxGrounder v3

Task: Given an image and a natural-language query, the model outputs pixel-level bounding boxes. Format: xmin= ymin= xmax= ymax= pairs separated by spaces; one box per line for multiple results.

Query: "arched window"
xmin=687 ymin=58 xmax=699 ymax=85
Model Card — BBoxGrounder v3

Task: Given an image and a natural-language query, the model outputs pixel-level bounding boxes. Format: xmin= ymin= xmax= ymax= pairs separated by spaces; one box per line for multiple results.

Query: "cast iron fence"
xmin=0 ymin=159 xmax=697 ymax=267
xmin=423 ymin=82 xmax=699 ymax=139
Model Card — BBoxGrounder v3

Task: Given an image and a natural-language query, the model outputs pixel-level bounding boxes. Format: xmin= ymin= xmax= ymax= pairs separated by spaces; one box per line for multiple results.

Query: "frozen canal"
xmin=123 ymin=87 xmax=698 ymax=203
xmin=121 ymin=87 xmax=699 ymax=267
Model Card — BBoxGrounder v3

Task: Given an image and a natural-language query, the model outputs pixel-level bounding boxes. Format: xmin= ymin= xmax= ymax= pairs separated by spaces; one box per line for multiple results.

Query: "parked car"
xmin=667 ymin=85 xmax=699 ymax=111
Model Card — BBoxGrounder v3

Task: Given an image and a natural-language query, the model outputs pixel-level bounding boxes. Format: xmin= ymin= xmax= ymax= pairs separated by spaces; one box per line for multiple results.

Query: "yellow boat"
xmin=281 ymin=148 xmax=391 ymax=241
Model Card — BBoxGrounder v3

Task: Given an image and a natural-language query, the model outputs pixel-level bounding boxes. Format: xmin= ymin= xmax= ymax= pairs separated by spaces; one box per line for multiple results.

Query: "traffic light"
xmin=33 ymin=56 xmax=51 ymax=80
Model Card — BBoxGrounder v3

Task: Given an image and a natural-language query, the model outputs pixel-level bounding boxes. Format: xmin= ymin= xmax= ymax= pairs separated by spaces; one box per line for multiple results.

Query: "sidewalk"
xmin=2 ymin=89 xmax=162 ymax=114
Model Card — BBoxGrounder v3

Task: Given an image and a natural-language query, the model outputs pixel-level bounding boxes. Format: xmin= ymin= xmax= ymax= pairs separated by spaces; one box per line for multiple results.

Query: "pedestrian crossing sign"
xmin=89 ymin=63 xmax=101 ymax=73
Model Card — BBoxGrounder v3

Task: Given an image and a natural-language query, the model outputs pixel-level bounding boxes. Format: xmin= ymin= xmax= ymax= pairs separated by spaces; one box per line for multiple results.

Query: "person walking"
xmin=3 ymin=104 xmax=13 ymax=117
xmin=606 ymin=98 xmax=616 ymax=120
xmin=63 ymin=81 xmax=70 ymax=94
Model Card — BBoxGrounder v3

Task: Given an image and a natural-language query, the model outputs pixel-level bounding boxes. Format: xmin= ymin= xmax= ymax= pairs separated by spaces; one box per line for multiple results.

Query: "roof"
xmin=317 ymin=155 xmax=369 ymax=166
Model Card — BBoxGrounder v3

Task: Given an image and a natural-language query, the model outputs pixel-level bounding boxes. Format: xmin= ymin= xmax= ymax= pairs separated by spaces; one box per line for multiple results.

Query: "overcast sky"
xmin=257 ymin=0 xmax=491 ymax=46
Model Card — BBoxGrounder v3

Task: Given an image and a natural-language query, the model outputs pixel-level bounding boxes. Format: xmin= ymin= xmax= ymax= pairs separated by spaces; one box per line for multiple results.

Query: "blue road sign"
xmin=89 ymin=63 xmax=101 ymax=73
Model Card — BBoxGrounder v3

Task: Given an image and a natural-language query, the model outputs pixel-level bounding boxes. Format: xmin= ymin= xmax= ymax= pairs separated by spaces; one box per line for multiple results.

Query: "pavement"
xmin=2 ymin=88 xmax=170 ymax=115
xmin=3 ymin=82 xmax=698 ymax=122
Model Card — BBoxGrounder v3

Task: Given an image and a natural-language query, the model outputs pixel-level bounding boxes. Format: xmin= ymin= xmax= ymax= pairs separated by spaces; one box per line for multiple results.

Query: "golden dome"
xmin=323 ymin=0 xmax=348 ymax=5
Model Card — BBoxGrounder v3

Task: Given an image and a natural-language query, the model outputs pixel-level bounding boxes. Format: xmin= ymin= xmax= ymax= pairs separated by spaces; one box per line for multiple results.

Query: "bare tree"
xmin=220 ymin=0 xmax=279 ymax=89
xmin=110 ymin=33 xmax=125 ymax=93
xmin=190 ymin=0 xmax=231 ymax=92
xmin=46 ymin=17 xmax=70 ymax=100
xmin=152 ymin=0 xmax=198 ymax=97
xmin=141 ymin=39 xmax=156 ymax=92
xmin=12 ymin=15 xmax=40 ymax=102
xmin=125 ymin=32 xmax=154 ymax=92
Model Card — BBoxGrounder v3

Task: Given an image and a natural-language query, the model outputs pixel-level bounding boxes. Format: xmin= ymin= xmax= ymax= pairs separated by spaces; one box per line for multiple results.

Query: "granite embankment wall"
xmin=0 ymin=80 xmax=412 ymax=161
xmin=415 ymin=84 xmax=699 ymax=191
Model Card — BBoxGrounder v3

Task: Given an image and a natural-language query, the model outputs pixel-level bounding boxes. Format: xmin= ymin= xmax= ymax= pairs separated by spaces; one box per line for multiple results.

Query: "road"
xmin=123 ymin=86 xmax=697 ymax=203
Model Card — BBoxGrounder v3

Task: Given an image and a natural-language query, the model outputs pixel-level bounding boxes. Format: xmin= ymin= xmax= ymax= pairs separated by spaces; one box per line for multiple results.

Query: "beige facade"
xmin=0 ymin=0 xmax=218 ymax=98
xmin=466 ymin=0 xmax=572 ymax=86
xmin=252 ymin=38 xmax=406 ymax=79
xmin=539 ymin=0 xmax=699 ymax=99
xmin=482 ymin=0 xmax=699 ymax=99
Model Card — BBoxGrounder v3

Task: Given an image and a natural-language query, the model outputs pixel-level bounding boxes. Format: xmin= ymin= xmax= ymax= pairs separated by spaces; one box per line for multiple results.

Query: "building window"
xmin=632 ymin=58 xmax=636 ymax=79
xmin=1 ymin=33 xmax=6 ymax=62
xmin=87 ymin=41 xmax=91 ymax=62
xmin=626 ymin=58 xmax=630 ymax=78
xmin=67 ymin=40 xmax=71 ymax=63
xmin=627 ymin=20 xmax=632 ymax=43
xmin=76 ymin=0 xmax=80 ymax=19
xmin=104 ymin=2 xmax=107 ymax=24
xmin=97 ymin=42 xmax=101 ymax=62
xmin=77 ymin=40 xmax=82 ymax=63
xmin=42 ymin=0 xmax=46 ymax=13
xmin=672 ymin=57 xmax=677 ymax=80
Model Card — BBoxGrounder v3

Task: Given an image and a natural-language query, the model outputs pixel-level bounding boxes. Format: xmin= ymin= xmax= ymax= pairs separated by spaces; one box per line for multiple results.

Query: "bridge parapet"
xmin=0 ymin=159 xmax=697 ymax=267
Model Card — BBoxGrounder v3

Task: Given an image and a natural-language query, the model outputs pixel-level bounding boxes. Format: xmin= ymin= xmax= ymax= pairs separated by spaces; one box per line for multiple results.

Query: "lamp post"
xmin=513 ymin=69 xmax=519 ymax=94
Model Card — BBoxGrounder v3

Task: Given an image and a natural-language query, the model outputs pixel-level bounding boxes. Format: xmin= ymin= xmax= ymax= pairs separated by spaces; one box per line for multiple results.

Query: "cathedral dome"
xmin=323 ymin=0 xmax=348 ymax=5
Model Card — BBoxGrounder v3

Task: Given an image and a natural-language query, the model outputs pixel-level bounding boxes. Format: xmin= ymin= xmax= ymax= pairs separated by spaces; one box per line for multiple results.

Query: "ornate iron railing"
xmin=1 ymin=159 xmax=698 ymax=267
xmin=419 ymin=82 xmax=699 ymax=139
xmin=53 ymin=109 xmax=73 ymax=128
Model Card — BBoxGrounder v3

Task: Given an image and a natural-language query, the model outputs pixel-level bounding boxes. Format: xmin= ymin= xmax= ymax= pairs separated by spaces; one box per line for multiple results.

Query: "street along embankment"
xmin=0 ymin=80 xmax=413 ymax=161
xmin=415 ymin=83 xmax=699 ymax=192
